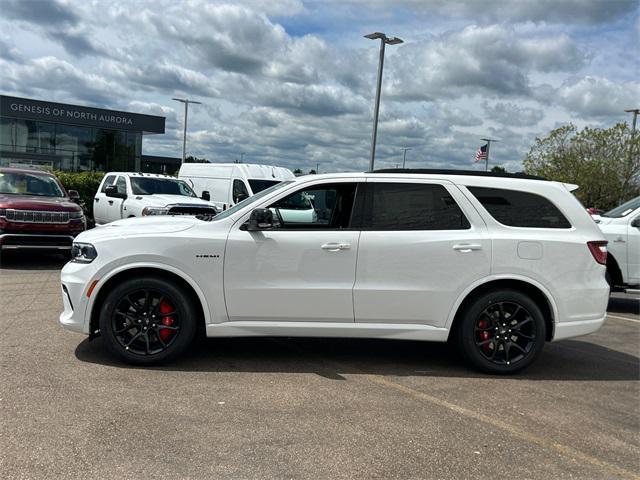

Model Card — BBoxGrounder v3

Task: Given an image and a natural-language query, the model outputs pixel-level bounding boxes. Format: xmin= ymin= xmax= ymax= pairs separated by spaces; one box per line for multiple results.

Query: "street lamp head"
xmin=172 ymin=98 xmax=186 ymax=103
xmin=624 ymin=108 xmax=640 ymax=113
xmin=385 ymin=37 xmax=403 ymax=45
xmin=364 ymin=32 xmax=385 ymax=40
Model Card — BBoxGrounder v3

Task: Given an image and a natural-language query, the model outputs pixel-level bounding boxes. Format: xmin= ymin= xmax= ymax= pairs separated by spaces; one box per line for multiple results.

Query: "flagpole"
xmin=481 ymin=138 xmax=497 ymax=172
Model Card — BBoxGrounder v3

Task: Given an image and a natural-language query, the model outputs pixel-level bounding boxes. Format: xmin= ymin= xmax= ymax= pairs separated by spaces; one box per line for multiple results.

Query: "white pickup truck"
xmin=93 ymin=172 xmax=218 ymax=225
xmin=593 ymin=196 xmax=640 ymax=292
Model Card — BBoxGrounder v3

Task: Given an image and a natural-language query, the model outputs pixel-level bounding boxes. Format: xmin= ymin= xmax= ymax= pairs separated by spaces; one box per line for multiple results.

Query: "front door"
xmin=353 ymin=179 xmax=491 ymax=327
xmin=224 ymin=179 xmax=362 ymax=322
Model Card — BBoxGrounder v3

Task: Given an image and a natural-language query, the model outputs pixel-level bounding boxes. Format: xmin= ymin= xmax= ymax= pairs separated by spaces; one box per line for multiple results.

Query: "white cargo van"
xmin=178 ymin=163 xmax=295 ymax=211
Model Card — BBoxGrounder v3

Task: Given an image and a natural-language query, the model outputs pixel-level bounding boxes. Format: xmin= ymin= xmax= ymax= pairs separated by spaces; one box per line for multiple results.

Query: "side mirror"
xmin=246 ymin=208 xmax=273 ymax=231
xmin=201 ymin=190 xmax=211 ymax=201
xmin=68 ymin=190 xmax=80 ymax=203
xmin=631 ymin=217 xmax=640 ymax=228
xmin=105 ymin=185 xmax=126 ymax=199
xmin=235 ymin=192 xmax=248 ymax=203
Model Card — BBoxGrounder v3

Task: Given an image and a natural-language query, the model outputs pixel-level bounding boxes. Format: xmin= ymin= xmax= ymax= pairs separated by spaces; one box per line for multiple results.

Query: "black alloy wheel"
xmin=99 ymin=277 xmax=196 ymax=365
xmin=457 ymin=289 xmax=546 ymax=374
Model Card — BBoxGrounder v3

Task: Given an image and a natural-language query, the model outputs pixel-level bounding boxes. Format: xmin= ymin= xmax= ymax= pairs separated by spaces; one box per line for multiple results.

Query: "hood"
xmin=76 ymin=216 xmax=199 ymax=243
xmin=133 ymin=194 xmax=215 ymax=207
xmin=0 ymin=194 xmax=80 ymax=211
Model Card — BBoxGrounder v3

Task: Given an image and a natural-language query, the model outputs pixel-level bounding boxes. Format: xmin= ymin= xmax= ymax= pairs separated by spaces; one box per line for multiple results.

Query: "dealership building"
xmin=0 ymin=95 xmax=171 ymax=173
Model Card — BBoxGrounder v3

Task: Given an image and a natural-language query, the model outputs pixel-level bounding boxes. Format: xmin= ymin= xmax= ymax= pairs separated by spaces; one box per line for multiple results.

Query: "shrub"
xmin=54 ymin=171 xmax=104 ymax=218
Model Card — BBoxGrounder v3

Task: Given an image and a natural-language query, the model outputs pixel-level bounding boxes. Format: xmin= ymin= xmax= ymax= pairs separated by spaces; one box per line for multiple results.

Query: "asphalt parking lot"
xmin=1 ymin=252 xmax=639 ymax=480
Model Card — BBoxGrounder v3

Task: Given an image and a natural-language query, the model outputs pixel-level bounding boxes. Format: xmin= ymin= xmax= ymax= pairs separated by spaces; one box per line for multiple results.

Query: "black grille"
xmin=5 ymin=209 xmax=70 ymax=224
xmin=2 ymin=235 xmax=73 ymax=248
xmin=168 ymin=206 xmax=217 ymax=216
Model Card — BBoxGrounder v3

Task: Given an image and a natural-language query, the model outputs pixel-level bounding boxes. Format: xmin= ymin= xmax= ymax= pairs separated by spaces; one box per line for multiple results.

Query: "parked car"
xmin=178 ymin=163 xmax=295 ymax=210
xmin=592 ymin=196 xmax=640 ymax=292
xmin=93 ymin=172 xmax=218 ymax=225
xmin=60 ymin=169 xmax=609 ymax=374
xmin=0 ymin=167 xmax=85 ymax=260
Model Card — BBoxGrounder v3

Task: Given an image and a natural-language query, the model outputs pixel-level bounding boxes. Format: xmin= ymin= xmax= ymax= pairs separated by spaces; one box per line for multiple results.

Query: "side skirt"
xmin=205 ymin=321 xmax=449 ymax=342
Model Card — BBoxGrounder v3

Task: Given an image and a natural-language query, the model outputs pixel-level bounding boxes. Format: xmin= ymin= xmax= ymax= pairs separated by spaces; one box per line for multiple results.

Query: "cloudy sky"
xmin=1 ymin=0 xmax=638 ymax=172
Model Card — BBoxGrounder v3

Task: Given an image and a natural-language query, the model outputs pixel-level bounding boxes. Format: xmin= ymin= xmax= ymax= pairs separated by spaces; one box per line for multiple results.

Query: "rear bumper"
xmin=552 ymin=315 xmax=606 ymax=341
xmin=0 ymin=233 xmax=75 ymax=250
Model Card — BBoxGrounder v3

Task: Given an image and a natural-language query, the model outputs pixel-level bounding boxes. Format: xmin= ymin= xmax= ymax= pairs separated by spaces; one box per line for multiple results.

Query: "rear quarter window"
xmin=468 ymin=186 xmax=571 ymax=228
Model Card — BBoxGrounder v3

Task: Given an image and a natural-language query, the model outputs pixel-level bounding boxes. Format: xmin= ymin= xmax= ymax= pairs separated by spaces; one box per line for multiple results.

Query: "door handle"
xmin=94 ymin=198 xmax=99 ymax=202
xmin=108 ymin=200 xmax=114 ymax=205
xmin=321 ymin=242 xmax=351 ymax=251
xmin=453 ymin=243 xmax=482 ymax=253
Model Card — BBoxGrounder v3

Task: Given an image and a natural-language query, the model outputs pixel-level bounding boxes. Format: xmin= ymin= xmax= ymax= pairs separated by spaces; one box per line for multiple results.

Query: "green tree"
xmin=523 ymin=123 xmax=639 ymax=210
xmin=308 ymin=169 xmax=317 ymax=174
xmin=490 ymin=165 xmax=507 ymax=174
xmin=185 ymin=155 xmax=209 ymax=163
xmin=293 ymin=168 xmax=303 ymax=174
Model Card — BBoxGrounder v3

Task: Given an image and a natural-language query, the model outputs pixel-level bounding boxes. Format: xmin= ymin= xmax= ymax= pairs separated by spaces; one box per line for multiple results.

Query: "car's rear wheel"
xmin=99 ymin=276 xmax=196 ymax=365
xmin=456 ymin=289 xmax=546 ymax=374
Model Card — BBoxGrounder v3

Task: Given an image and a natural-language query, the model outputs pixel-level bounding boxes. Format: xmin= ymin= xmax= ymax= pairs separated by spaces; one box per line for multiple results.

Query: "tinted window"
xmin=362 ymin=183 xmax=470 ymax=230
xmin=100 ymin=175 xmax=116 ymax=193
xmin=248 ymin=179 xmax=280 ymax=194
xmin=468 ymin=187 xmax=571 ymax=228
xmin=268 ymin=183 xmax=358 ymax=229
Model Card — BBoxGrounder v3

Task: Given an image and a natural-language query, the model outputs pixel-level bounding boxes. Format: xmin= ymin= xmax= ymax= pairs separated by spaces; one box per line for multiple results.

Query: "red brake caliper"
xmin=159 ymin=300 xmax=175 ymax=343
xmin=478 ymin=319 xmax=491 ymax=351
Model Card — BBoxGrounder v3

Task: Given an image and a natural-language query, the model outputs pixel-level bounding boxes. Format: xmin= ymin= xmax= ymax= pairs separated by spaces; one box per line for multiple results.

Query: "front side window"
xmin=130 ymin=177 xmax=196 ymax=197
xmin=115 ymin=176 xmax=127 ymax=195
xmin=468 ymin=186 xmax=571 ymax=228
xmin=0 ymin=171 xmax=64 ymax=197
xmin=361 ymin=183 xmax=470 ymax=230
xmin=100 ymin=175 xmax=116 ymax=193
xmin=233 ymin=179 xmax=250 ymax=203
xmin=267 ymin=183 xmax=358 ymax=229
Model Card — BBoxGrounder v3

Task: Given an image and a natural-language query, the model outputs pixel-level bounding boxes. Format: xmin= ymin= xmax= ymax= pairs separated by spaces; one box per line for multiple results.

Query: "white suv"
xmin=60 ymin=170 xmax=609 ymax=373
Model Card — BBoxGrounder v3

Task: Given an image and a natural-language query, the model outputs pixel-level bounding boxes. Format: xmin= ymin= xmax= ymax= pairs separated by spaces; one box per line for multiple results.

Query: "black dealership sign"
xmin=0 ymin=95 xmax=165 ymax=134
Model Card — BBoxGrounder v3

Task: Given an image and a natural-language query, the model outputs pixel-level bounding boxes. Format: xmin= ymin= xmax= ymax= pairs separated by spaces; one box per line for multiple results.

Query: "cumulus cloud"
xmin=2 ymin=0 xmax=79 ymax=26
xmin=557 ymin=76 xmax=640 ymax=118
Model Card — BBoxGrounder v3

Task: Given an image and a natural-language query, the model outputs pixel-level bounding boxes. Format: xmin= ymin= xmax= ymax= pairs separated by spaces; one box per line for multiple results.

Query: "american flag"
xmin=475 ymin=143 xmax=488 ymax=162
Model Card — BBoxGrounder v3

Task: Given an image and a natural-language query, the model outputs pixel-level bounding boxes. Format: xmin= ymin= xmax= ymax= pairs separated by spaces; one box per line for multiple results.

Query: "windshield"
xmin=0 ymin=171 xmax=65 ymax=197
xmin=212 ymin=181 xmax=294 ymax=221
xmin=602 ymin=196 xmax=640 ymax=218
xmin=248 ymin=179 xmax=281 ymax=194
xmin=131 ymin=177 xmax=196 ymax=197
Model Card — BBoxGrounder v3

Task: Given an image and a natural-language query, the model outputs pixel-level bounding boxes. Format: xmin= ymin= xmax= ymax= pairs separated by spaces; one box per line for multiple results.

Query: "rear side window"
xmin=100 ymin=175 xmax=116 ymax=193
xmin=361 ymin=183 xmax=470 ymax=230
xmin=468 ymin=187 xmax=571 ymax=228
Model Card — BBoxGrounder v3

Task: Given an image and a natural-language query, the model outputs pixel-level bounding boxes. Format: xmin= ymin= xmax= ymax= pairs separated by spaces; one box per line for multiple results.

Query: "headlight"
xmin=69 ymin=210 xmax=84 ymax=219
xmin=0 ymin=208 xmax=6 ymax=217
xmin=71 ymin=243 xmax=97 ymax=263
xmin=142 ymin=207 xmax=169 ymax=216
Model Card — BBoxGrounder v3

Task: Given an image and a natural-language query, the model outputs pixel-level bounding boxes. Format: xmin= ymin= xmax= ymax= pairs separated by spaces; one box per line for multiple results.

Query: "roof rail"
xmin=369 ymin=168 xmax=547 ymax=181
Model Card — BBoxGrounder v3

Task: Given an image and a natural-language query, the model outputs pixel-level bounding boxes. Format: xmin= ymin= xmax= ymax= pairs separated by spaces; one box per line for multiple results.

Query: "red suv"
xmin=0 ymin=168 xmax=86 ymax=260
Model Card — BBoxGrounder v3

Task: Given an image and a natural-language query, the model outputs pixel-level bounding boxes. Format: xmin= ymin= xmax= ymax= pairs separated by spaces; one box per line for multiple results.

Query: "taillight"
xmin=587 ymin=241 xmax=608 ymax=265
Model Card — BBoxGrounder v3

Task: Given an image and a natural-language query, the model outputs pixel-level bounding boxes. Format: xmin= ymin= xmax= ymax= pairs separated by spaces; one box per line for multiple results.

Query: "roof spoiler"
xmin=562 ymin=182 xmax=579 ymax=192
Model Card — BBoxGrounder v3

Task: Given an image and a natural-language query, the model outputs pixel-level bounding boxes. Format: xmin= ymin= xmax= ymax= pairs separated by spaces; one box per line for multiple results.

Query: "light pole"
xmin=401 ymin=147 xmax=411 ymax=168
xmin=481 ymin=138 xmax=498 ymax=172
xmin=625 ymin=108 xmax=639 ymax=133
xmin=172 ymin=98 xmax=202 ymax=164
xmin=365 ymin=32 xmax=403 ymax=172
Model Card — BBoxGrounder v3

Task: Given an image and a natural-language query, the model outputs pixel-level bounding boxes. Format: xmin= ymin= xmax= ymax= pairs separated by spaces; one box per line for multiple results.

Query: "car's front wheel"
xmin=456 ymin=289 xmax=546 ymax=374
xmin=99 ymin=276 xmax=197 ymax=365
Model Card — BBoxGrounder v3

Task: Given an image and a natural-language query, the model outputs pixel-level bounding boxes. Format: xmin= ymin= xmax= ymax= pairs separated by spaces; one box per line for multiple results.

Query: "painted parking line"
xmin=607 ymin=314 xmax=640 ymax=324
xmin=362 ymin=374 xmax=640 ymax=480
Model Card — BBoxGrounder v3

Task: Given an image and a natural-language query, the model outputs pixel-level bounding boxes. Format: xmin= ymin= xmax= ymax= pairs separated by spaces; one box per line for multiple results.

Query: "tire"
xmin=99 ymin=276 xmax=197 ymax=365
xmin=456 ymin=289 xmax=546 ymax=374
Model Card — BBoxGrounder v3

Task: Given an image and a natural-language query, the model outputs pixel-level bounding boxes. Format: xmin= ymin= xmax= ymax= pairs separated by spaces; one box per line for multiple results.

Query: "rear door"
xmin=93 ymin=174 xmax=116 ymax=225
xmin=353 ymin=179 xmax=491 ymax=327
xmin=627 ymin=214 xmax=640 ymax=284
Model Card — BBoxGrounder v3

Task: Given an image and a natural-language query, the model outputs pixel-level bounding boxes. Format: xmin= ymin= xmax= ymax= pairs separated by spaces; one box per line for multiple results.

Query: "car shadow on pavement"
xmin=0 ymin=252 xmax=67 ymax=271
xmin=75 ymin=335 xmax=639 ymax=381
xmin=608 ymin=293 xmax=640 ymax=316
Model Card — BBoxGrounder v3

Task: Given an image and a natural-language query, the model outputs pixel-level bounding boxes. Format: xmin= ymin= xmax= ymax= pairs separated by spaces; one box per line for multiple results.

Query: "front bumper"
xmin=59 ymin=261 xmax=97 ymax=334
